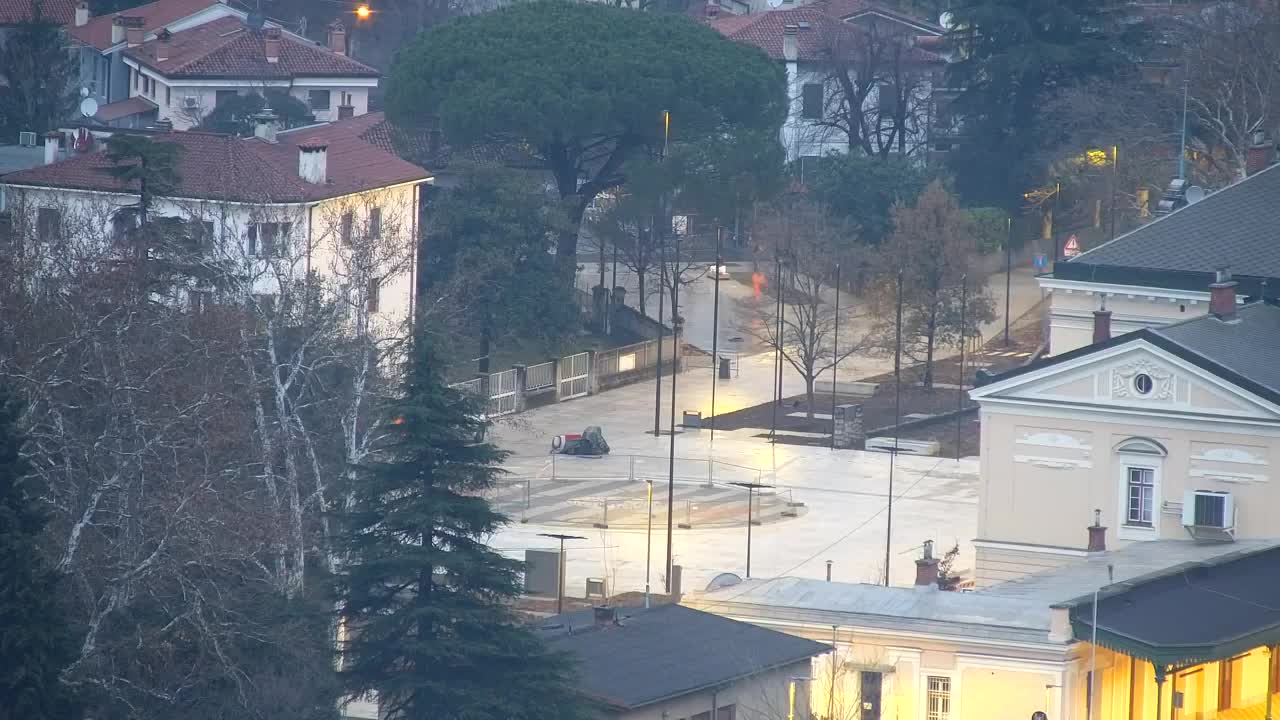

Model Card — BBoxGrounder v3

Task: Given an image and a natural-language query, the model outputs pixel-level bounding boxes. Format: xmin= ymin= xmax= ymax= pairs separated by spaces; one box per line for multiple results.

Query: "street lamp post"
xmin=645 ymin=479 xmax=654 ymax=608
xmin=731 ymin=482 xmax=768 ymax=578
xmin=537 ymin=532 xmax=586 ymax=615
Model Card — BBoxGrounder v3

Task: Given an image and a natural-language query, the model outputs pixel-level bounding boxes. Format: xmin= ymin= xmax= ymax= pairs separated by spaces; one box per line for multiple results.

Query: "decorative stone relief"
xmin=1111 ymin=360 xmax=1174 ymax=400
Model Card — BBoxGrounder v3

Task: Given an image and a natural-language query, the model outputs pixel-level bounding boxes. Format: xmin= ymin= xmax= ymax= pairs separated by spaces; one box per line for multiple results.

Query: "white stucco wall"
xmin=780 ymin=60 xmax=933 ymax=164
xmin=0 ymin=178 xmax=419 ymax=330
xmin=124 ymin=61 xmax=376 ymax=130
xmin=613 ymin=661 xmax=814 ymax=720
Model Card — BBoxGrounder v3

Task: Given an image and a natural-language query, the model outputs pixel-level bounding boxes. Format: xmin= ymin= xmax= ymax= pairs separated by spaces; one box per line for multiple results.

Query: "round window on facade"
xmin=1133 ymin=373 xmax=1154 ymax=395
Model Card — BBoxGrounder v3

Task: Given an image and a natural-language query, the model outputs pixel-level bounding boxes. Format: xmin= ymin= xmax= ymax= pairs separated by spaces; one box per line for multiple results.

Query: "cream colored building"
xmin=968 ymin=288 xmax=1280 ymax=587
xmin=1040 ymin=164 xmax=1279 ymax=356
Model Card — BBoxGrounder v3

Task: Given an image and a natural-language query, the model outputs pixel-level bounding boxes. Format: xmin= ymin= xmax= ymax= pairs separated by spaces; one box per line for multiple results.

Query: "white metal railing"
xmin=449 ymin=377 xmax=482 ymax=396
xmin=488 ymin=368 xmax=518 ymax=416
xmin=525 ymin=361 xmax=555 ymax=392
xmin=522 ymin=453 xmax=767 ymax=488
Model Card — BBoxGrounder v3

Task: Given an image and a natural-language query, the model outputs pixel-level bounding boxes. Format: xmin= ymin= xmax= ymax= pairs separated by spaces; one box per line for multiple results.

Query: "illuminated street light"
xmin=355 ymin=4 xmax=371 ymax=19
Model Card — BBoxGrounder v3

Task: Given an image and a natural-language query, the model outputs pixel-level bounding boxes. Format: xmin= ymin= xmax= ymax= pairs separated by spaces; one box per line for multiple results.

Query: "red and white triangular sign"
xmin=1064 ymin=234 xmax=1081 ymax=257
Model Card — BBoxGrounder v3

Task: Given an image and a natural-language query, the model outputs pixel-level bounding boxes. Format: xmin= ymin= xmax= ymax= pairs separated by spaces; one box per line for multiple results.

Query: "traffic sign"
xmin=1064 ymin=234 xmax=1081 ymax=257
xmin=1033 ymin=254 xmax=1048 ymax=270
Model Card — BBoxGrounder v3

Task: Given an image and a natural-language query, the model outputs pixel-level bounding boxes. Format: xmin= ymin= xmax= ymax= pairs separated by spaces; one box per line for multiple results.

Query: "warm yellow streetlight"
xmin=355 ymin=4 xmax=371 ymax=19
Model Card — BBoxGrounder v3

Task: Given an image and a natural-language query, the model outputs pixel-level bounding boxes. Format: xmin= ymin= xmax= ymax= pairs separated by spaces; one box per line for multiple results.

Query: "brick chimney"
xmin=298 ymin=138 xmax=328 ymax=184
xmin=914 ymin=540 xmax=939 ymax=588
xmin=327 ymin=20 xmax=347 ymax=56
xmin=156 ymin=28 xmax=171 ymax=62
xmin=124 ymin=17 xmax=145 ymax=47
xmin=264 ymin=28 xmax=281 ymax=64
xmin=75 ymin=1 xmax=90 ymax=27
xmin=1087 ymin=509 xmax=1107 ymax=553
xmin=593 ymin=606 xmax=617 ymax=627
xmin=43 ymin=131 xmax=61 ymax=165
xmin=782 ymin=24 xmax=799 ymax=62
xmin=253 ymin=108 xmax=279 ymax=143
xmin=1246 ymin=130 xmax=1276 ymax=176
xmin=1092 ymin=298 xmax=1111 ymax=344
xmin=337 ymin=104 xmax=355 ymax=120
xmin=1209 ymin=267 xmax=1237 ymax=321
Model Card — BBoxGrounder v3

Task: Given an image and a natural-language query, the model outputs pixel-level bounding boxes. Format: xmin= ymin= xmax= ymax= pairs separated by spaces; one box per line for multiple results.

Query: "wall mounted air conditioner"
xmin=18 ymin=131 xmax=37 ymax=147
xmin=1182 ymin=490 xmax=1235 ymax=541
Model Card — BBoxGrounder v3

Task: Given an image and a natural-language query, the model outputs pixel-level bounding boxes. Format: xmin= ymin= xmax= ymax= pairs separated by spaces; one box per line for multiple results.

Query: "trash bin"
xmin=718 ymin=356 xmax=731 ymax=379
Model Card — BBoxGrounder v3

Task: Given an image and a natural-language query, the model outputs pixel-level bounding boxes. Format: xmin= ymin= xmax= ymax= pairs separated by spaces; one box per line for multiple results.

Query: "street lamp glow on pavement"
xmin=537 ymin=532 xmax=586 ymax=615
xmin=730 ymin=482 xmax=768 ymax=578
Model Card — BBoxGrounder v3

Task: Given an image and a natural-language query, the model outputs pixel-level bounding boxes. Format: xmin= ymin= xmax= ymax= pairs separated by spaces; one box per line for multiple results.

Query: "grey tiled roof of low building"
xmin=1150 ymin=301 xmax=1280 ymax=397
xmin=540 ymin=604 xmax=828 ymax=710
xmin=1066 ymin=164 xmax=1280 ymax=278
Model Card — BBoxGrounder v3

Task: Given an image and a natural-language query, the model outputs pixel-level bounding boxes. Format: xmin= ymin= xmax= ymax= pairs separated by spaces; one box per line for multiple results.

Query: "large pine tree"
xmin=945 ymin=0 xmax=1131 ymax=210
xmin=335 ymin=340 xmax=584 ymax=720
xmin=0 ymin=384 xmax=79 ymax=719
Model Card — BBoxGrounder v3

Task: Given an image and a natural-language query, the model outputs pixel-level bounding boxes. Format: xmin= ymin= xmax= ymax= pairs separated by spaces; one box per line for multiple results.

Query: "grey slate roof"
xmin=540 ymin=604 xmax=828 ymax=710
xmin=1151 ymin=301 xmax=1280 ymax=399
xmin=1056 ymin=163 xmax=1280 ymax=293
xmin=977 ymin=300 xmax=1280 ymax=406
xmin=1061 ymin=544 xmax=1280 ymax=666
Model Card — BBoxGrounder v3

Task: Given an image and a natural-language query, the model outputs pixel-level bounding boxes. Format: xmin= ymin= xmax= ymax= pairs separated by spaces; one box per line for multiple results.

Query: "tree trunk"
xmin=805 ymin=375 xmax=816 ymax=419
xmin=923 ymin=301 xmax=939 ymax=390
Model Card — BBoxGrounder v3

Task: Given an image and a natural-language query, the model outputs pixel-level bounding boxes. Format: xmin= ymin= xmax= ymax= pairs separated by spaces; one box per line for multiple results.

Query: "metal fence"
xmin=449 ymin=377 xmax=483 ymax=396
xmin=488 ymin=368 xmax=519 ymax=416
xmin=526 ymin=361 xmax=555 ymax=392
xmin=594 ymin=338 xmax=674 ymax=380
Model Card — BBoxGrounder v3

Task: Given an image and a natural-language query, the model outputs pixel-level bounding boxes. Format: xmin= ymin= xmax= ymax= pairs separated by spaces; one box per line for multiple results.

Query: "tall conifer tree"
xmin=335 ymin=340 xmax=584 ymax=720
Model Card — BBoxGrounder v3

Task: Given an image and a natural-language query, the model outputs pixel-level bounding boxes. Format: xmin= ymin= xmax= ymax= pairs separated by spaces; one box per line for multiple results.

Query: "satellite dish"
xmin=79 ymin=97 xmax=99 ymax=118
xmin=246 ymin=10 xmax=265 ymax=29
xmin=939 ymin=11 xmax=955 ymax=29
xmin=1185 ymin=185 xmax=1206 ymax=204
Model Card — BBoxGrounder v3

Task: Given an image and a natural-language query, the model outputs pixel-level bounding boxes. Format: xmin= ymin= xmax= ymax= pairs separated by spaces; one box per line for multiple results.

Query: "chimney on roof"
xmin=1246 ymin=130 xmax=1276 ymax=176
xmin=43 ymin=131 xmax=61 ymax=165
xmin=1087 ymin=509 xmax=1107 ymax=553
xmin=592 ymin=606 xmax=617 ymax=627
xmin=298 ymin=138 xmax=328 ymax=184
xmin=151 ymin=118 xmax=173 ymax=132
xmin=1210 ymin=267 xmax=1238 ymax=321
xmin=914 ymin=540 xmax=939 ymax=589
xmin=254 ymin=108 xmax=279 ymax=143
xmin=75 ymin=1 xmax=90 ymax=27
xmin=327 ymin=20 xmax=347 ymax=56
xmin=1092 ymin=297 xmax=1111 ymax=344
xmin=337 ymin=104 xmax=355 ymax=120
xmin=156 ymin=28 xmax=171 ymax=62
xmin=264 ymin=27 xmax=281 ymax=64
xmin=111 ymin=17 xmax=126 ymax=44
xmin=121 ymin=16 xmax=146 ymax=47
xmin=705 ymin=0 xmax=719 ymax=18
xmin=782 ymin=24 xmax=799 ymax=62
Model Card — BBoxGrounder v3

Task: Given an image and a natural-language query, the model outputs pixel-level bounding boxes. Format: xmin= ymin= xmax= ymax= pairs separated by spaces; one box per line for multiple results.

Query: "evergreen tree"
xmin=0 ymin=384 xmax=79 ymax=719
xmin=0 ymin=0 xmax=76 ymax=137
xmin=335 ymin=340 xmax=585 ymax=720
xmin=944 ymin=0 xmax=1131 ymax=210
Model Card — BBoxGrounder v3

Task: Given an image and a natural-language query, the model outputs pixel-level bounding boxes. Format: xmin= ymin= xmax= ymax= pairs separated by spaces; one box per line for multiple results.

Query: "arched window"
xmin=1114 ymin=437 xmax=1168 ymax=457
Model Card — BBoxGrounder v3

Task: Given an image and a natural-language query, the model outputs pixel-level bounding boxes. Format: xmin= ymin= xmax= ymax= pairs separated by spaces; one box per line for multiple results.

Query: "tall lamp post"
xmin=731 ymin=481 xmax=768 ymax=578
xmin=537 ymin=532 xmax=586 ymax=615
xmin=645 ymin=479 xmax=654 ymax=608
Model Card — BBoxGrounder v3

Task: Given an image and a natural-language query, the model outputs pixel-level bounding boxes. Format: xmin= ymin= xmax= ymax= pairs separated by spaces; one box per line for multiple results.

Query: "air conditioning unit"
xmin=18 ymin=131 xmax=37 ymax=147
xmin=182 ymin=96 xmax=199 ymax=110
xmin=1182 ymin=490 xmax=1235 ymax=540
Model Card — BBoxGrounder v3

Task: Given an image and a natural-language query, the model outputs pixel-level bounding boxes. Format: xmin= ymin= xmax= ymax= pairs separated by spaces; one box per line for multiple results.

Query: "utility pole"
xmin=830 ymin=263 xmax=841 ymax=450
xmin=1003 ymin=217 xmax=1012 ymax=346
xmin=956 ymin=274 xmax=967 ymax=461
xmin=885 ymin=269 xmax=903 ymax=587
xmin=710 ymin=227 xmax=722 ymax=450
xmin=664 ymin=226 xmax=680 ymax=594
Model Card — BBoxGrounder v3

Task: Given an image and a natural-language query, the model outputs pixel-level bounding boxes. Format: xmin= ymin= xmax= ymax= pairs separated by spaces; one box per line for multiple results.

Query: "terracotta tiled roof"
xmin=2 ymin=123 xmax=430 ymax=203
xmin=0 ymin=0 xmax=75 ymax=25
xmin=68 ymin=0 xmax=221 ymax=50
xmin=125 ymin=16 xmax=378 ymax=79
xmin=817 ymin=0 xmax=944 ymax=33
xmin=710 ymin=5 xmax=941 ymax=63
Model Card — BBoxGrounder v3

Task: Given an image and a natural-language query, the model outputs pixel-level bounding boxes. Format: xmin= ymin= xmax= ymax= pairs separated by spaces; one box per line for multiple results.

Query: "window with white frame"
xmin=1115 ymin=437 xmax=1166 ymax=535
xmin=1125 ymin=466 xmax=1156 ymax=526
xmin=247 ymin=222 xmax=291 ymax=257
xmin=926 ymin=676 xmax=951 ymax=720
